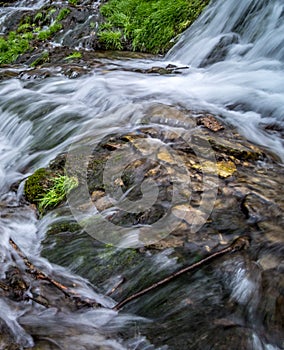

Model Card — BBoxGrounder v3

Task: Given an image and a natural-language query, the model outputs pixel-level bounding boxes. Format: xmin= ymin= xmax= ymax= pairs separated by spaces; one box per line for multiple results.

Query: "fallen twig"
xmin=5 ymin=236 xmax=250 ymax=311
xmin=9 ymin=238 xmax=101 ymax=308
xmin=106 ymin=277 xmax=125 ymax=297
xmin=9 ymin=238 xmax=71 ymax=297
xmin=113 ymin=236 xmax=250 ymax=311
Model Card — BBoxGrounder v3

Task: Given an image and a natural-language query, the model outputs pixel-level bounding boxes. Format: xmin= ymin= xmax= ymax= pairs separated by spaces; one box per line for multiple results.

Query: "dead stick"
xmin=9 ymin=238 xmax=71 ymax=297
xmin=106 ymin=277 xmax=125 ymax=297
xmin=113 ymin=236 xmax=250 ymax=311
xmin=0 ymin=281 xmax=10 ymax=292
xmin=9 ymin=238 xmax=101 ymax=307
xmin=26 ymin=295 xmax=49 ymax=308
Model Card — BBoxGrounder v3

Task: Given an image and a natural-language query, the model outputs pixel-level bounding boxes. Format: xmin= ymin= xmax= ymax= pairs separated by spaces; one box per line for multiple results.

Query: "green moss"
xmin=24 ymin=168 xmax=51 ymax=204
xmin=37 ymin=21 xmax=62 ymax=41
xmin=98 ymin=0 xmax=210 ymax=54
xmin=47 ymin=220 xmax=81 ymax=235
xmin=24 ymin=168 xmax=78 ymax=213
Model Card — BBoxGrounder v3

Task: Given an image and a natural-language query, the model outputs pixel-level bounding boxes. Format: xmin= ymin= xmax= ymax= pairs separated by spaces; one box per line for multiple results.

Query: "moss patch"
xmin=98 ymin=0 xmax=210 ymax=53
xmin=24 ymin=172 xmax=78 ymax=213
xmin=24 ymin=168 xmax=52 ymax=204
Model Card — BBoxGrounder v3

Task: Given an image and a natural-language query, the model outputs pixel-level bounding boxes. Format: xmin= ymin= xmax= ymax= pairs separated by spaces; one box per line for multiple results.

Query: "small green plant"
xmin=37 ymin=29 xmax=50 ymax=41
xmin=56 ymin=8 xmax=71 ymax=22
xmin=64 ymin=51 xmax=82 ymax=60
xmin=68 ymin=0 xmax=78 ymax=5
xmin=17 ymin=23 xmax=31 ymax=33
xmin=98 ymin=30 xmax=123 ymax=50
xmin=34 ymin=12 xmax=43 ymax=22
xmin=38 ymin=175 xmax=78 ymax=212
xmin=47 ymin=8 xmax=57 ymax=17
xmin=0 ymin=31 xmax=30 ymax=64
xmin=90 ymin=21 xmax=96 ymax=29
xmin=22 ymin=32 xmax=34 ymax=40
xmin=37 ymin=21 xmax=62 ymax=41
xmin=49 ymin=21 xmax=62 ymax=34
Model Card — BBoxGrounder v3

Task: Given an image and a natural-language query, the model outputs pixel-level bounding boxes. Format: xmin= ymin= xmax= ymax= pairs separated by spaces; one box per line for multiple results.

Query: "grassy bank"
xmin=98 ymin=0 xmax=210 ymax=54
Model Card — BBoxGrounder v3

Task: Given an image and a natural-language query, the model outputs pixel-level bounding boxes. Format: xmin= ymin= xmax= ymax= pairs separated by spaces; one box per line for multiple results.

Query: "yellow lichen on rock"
xmin=191 ymin=160 xmax=236 ymax=178
xmin=217 ymin=160 xmax=237 ymax=178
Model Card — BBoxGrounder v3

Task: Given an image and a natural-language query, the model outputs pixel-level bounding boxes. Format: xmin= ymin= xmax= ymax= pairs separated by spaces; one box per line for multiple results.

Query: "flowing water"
xmin=0 ymin=0 xmax=283 ymax=348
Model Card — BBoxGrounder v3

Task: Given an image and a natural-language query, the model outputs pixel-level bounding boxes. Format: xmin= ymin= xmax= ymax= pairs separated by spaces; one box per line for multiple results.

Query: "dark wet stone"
xmin=0 ymin=318 xmax=21 ymax=350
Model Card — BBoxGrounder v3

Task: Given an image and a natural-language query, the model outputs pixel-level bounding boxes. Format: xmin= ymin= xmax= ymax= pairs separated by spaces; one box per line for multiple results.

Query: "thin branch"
xmin=113 ymin=236 xmax=250 ymax=311
xmin=9 ymin=238 xmax=101 ymax=308
xmin=106 ymin=277 xmax=125 ymax=296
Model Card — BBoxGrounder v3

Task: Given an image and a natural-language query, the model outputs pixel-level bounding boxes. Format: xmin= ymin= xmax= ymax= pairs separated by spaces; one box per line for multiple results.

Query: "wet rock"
xmin=197 ymin=114 xmax=225 ymax=132
xmin=25 ymin=105 xmax=284 ymax=252
xmin=133 ymin=64 xmax=189 ymax=75
xmin=24 ymin=168 xmax=54 ymax=205
xmin=23 ymin=104 xmax=284 ymax=349
xmin=0 ymin=318 xmax=21 ymax=350
xmin=257 ymin=268 xmax=284 ymax=348
xmin=200 ymin=33 xmax=240 ymax=67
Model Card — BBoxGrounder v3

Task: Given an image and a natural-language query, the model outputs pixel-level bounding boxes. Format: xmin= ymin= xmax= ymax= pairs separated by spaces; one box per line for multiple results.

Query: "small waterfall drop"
xmin=166 ymin=0 xmax=284 ymax=66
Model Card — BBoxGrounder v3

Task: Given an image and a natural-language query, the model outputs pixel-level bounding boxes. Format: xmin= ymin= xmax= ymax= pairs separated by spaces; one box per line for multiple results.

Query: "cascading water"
xmin=165 ymin=0 xmax=284 ymax=161
xmin=0 ymin=0 xmax=49 ymax=33
xmin=0 ymin=0 xmax=283 ymax=349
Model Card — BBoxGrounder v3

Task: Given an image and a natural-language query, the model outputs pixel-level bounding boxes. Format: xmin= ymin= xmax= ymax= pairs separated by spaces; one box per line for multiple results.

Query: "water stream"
xmin=0 ymin=0 xmax=283 ymax=348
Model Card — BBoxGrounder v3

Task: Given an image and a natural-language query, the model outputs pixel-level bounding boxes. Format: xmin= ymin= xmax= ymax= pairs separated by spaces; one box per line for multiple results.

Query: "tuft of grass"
xmin=34 ymin=12 xmax=43 ymax=23
xmin=38 ymin=175 xmax=78 ymax=212
xmin=98 ymin=0 xmax=210 ymax=54
xmin=17 ymin=23 xmax=32 ymax=33
xmin=64 ymin=51 xmax=82 ymax=60
xmin=98 ymin=30 xmax=123 ymax=50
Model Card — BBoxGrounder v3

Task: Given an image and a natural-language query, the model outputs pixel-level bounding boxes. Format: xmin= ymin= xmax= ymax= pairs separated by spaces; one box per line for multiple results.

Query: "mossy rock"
xmin=46 ymin=219 xmax=81 ymax=235
xmin=24 ymin=168 xmax=53 ymax=204
xmin=24 ymin=153 xmax=66 ymax=211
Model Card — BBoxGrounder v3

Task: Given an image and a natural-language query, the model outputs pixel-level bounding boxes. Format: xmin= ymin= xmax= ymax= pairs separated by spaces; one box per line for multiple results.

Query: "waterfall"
xmin=166 ymin=0 xmax=284 ymax=66
xmin=164 ymin=0 xmax=284 ymax=161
